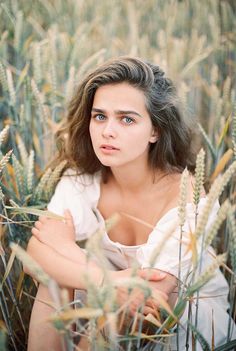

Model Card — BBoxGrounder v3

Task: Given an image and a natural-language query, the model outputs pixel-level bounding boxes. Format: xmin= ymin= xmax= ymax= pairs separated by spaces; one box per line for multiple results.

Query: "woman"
xmin=26 ymin=57 xmax=234 ymax=350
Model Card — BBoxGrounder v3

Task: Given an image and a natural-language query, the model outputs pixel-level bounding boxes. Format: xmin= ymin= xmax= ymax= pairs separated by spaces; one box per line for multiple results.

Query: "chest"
xmin=97 ymin=183 xmax=179 ymax=246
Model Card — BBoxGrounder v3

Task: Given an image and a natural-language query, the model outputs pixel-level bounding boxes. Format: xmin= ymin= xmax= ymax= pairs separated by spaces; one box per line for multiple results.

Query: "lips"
xmin=100 ymin=144 xmax=119 ymax=150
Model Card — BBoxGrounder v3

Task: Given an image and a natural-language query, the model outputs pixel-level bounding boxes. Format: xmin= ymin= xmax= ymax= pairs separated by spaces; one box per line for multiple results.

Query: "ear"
xmin=149 ymin=128 xmax=158 ymax=143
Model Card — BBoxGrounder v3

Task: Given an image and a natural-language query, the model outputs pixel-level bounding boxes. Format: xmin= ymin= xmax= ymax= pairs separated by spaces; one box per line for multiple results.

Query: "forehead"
xmin=92 ymin=82 xmax=147 ymax=113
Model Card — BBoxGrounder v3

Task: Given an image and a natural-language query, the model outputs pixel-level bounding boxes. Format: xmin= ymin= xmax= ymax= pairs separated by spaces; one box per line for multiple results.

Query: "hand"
xmin=31 ymin=209 xmax=76 ymax=252
xmin=110 ymin=268 xmax=168 ymax=316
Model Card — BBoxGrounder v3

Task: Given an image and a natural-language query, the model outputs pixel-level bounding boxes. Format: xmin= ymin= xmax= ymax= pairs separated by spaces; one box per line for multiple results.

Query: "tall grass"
xmin=0 ymin=0 xmax=236 ymax=350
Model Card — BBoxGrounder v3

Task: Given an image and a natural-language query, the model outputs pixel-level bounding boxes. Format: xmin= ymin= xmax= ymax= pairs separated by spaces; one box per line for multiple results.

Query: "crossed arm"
xmin=25 ymin=210 xmax=178 ymax=312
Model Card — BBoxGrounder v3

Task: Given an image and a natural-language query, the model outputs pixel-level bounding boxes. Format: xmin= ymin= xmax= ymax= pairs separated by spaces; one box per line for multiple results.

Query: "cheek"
xmin=128 ymin=125 xmax=153 ymax=143
xmin=89 ymin=122 xmax=95 ymax=143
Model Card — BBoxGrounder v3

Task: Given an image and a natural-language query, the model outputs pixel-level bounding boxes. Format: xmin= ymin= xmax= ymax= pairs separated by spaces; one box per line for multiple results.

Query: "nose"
xmin=102 ymin=119 xmax=117 ymax=139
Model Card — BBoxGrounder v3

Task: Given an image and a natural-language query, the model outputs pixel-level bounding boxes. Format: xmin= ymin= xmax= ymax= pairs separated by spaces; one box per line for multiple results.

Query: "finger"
xmin=145 ymin=298 xmax=162 ymax=312
xmin=38 ymin=215 xmax=48 ymax=223
xmin=138 ymin=269 xmax=166 ymax=281
xmin=116 ymin=290 xmax=129 ymax=307
xmin=145 ymin=297 xmax=158 ymax=308
xmin=64 ymin=209 xmax=74 ymax=227
xmin=129 ymin=301 xmax=145 ymax=316
xmin=150 ymin=289 xmax=168 ymax=302
xmin=34 ymin=221 xmax=43 ymax=229
xmin=31 ymin=227 xmax=40 ymax=239
xmin=142 ymin=306 xmax=157 ymax=316
xmin=129 ymin=294 xmax=145 ymax=310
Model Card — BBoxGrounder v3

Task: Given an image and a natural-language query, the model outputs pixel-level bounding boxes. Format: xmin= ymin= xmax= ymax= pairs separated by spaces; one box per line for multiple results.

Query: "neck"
xmin=108 ymin=161 xmax=166 ymax=194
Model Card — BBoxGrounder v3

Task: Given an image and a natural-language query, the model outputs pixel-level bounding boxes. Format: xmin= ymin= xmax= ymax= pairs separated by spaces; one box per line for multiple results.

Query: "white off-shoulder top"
xmin=47 ymin=169 xmax=235 ymax=349
xmin=48 ymin=170 xmax=218 ymax=279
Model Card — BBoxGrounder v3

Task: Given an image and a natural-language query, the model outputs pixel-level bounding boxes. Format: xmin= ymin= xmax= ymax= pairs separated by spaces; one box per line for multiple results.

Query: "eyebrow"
xmin=91 ymin=108 xmax=142 ymax=117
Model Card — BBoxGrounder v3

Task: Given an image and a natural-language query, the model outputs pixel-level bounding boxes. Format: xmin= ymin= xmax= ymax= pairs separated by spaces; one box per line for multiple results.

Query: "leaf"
xmin=214 ymin=339 xmax=236 ymax=351
xmin=5 ymin=206 xmax=65 ymax=220
xmin=184 ymin=230 xmax=197 ymax=267
xmin=22 ymin=34 xmax=33 ymax=52
xmin=0 ymin=250 xmax=16 ymax=289
xmin=198 ymin=123 xmax=217 ymax=160
xmin=130 ymin=331 xmax=174 ymax=339
xmin=217 ymin=114 xmax=231 ymax=148
xmin=144 ymin=313 xmax=166 ymax=329
xmin=151 ymin=290 xmax=176 ymax=320
xmin=210 ymin=149 xmax=233 ymax=181
xmin=16 ymin=63 xmax=29 ymax=91
xmin=189 ymin=323 xmax=211 ymax=351
xmin=10 ymin=243 xmax=50 ymax=285
xmin=32 ymin=132 xmax=41 ymax=155
xmin=160 ymin=298 xmax=187 ymax=331
xmin=49 ymin=307 xmax=104 ymax=322
xmin=0 ymin=325 xmax=7 ymax=351
xmin=180 ymin=48 xmax=213 ymax=78
xmin=16 ymin=270 xmax=25 ymax=300
xmin=0 ymin=180 xmax=18 ymax=202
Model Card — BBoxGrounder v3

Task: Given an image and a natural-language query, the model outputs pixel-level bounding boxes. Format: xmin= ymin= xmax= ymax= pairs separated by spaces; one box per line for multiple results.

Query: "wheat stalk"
xmin=232 ymin=105 xmax=236 ymax=159
xmin=0 ymin=125 xmax=9 ymax=147
xmin=228 ymin=207 xmax=236 ymax=273
xmin=188 ymin=254 xmax=226 ymax=295
xmin=10 ymin=243 xmax=50 ymax=285
xmin=12 ymin=154 xmax=24 ymax=198
xmin=33 ymin=42 xmax=42 ymax=84
xmin=195 ymin=160 xmax=236 ymax=239
xmin=27 ymin=150 xmax=34 ymax=193
xmin=0 ymin=150 xmax=12 ymax=173
xmin=210 ymin=65 xmax=218 ymax=85
xmin=198 ymin=123 xmax=216 ymax=160
xmin=50 ymin=61 xmax=57 ymax=105
xmin=65 ymin=66 xmax=75 ymax=103
xmin=14 ymin=11 xmax=23 ymax=51
xmin=178 ymin=168 xmax=189 ymax=226
xmin=9 ymin=199 xmax=29 ymax=221
xmin=203 ymin=200 xmax=232 ymax=249
xmin=194 ymin=148 xmax=205 ymax=207
xmin=0 ymin=186 xmax=4 ymax=201
xmin=6 ymin=68 xmax=16 ymax=106
xmin=31 ymin=78 xmax=49 ymax=120
xmin=45 ymin=160 xmax=67 ymax=197
xmin=222 ymin=76 xmax=231 ymax=105
xmin=16 ymin=134 xmax=28 ymax=166
xmin=0 ymin=62 xmax=8 ymax=92
xmin=48 ymin=27 xmax=57 ymax=64
xmin=0 ymin=3 xmax=15 ymax=26
xmin=33 ymin=167 xmax=52 ymax=200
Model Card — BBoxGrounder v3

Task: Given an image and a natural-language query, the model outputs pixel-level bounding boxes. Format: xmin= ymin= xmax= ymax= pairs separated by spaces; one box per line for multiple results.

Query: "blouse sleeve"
xmin=47 ymin=171 xmax=101 ymax=241
xmin=136 ymin=199 xmax=220 ymax=282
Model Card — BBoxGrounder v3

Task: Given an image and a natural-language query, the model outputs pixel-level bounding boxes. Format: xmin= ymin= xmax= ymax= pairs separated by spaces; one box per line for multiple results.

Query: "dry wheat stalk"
xmin=0 ymin=125 xmax=9 ymax=147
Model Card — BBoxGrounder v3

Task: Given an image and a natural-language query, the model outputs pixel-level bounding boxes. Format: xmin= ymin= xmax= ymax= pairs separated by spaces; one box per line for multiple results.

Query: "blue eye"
xmin=122 ymin=116 xmax=134 ymax=124
xmin=94 ymin=114 xmax=106 ymax=121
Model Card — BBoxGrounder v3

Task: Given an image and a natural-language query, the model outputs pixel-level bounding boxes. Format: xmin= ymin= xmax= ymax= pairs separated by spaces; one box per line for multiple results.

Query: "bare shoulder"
xmin=161 ymin=171 xmax=206 ymax=206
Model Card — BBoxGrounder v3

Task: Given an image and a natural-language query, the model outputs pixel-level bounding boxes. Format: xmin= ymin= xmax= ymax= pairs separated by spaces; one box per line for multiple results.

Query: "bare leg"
xmin=27 ymin=284 xmax=73 ymax=351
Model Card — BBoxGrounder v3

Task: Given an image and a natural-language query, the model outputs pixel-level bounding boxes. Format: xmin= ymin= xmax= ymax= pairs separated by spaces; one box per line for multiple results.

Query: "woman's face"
xmin=89 ymin=82 xmax=158 ymax=169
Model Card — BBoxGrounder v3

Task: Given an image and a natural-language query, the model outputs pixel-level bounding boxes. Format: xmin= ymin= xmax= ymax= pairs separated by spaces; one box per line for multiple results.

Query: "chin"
xmin=99 ymin=160 xmax=119 ymax=167
xmin=97 ymin=157 xmax=121 ymax=168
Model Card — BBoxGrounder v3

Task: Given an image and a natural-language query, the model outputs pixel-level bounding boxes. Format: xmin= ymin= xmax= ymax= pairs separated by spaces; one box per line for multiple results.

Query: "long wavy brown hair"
xmin=53 ymin=56 xmax=198 ymax=179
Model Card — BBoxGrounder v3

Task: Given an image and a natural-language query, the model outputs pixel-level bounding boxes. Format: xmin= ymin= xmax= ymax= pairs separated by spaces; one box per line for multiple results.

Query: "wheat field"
xmin=0 ymin=0 xmax=236 ymax=350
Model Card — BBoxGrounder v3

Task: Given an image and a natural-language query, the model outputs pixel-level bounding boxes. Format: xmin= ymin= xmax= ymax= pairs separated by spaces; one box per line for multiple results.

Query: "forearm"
xmin=52 ymin=241 xmax=88 ymax=265
xmin=26 ymin=237 xmax=103 ymax=289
